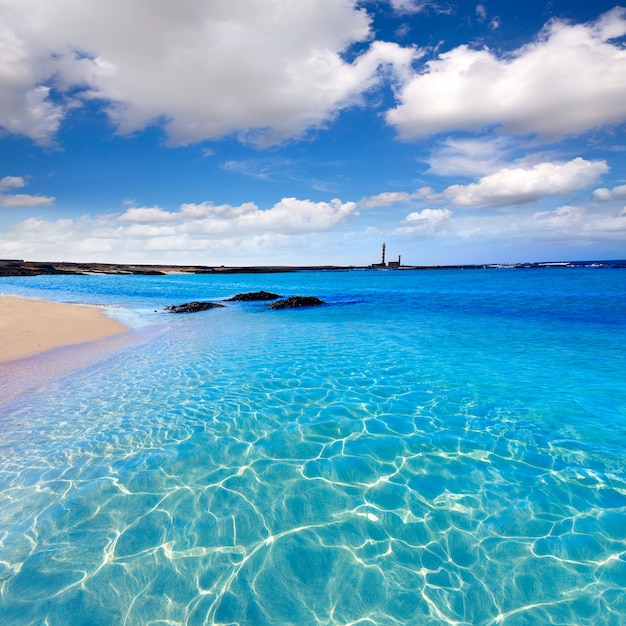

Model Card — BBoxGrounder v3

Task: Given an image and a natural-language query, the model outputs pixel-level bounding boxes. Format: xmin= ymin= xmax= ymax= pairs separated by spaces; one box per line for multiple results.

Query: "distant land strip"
xmin=0 ymin=259 xmax=624 ymax=276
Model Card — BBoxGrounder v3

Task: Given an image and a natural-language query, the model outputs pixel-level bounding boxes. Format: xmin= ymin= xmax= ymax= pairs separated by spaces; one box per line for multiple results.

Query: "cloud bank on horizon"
xmin=1 ymin=0 xmax=625 ymax=265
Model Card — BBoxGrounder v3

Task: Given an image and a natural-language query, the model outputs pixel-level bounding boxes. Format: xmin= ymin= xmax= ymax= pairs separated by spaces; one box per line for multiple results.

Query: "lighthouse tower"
xmin=381 ymin=242 xmax=386 ymax=266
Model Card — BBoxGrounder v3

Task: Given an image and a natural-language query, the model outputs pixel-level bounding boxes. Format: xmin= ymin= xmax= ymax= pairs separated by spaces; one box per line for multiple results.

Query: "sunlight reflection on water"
xmin=1 ymin=269 xmax=625 ymax=625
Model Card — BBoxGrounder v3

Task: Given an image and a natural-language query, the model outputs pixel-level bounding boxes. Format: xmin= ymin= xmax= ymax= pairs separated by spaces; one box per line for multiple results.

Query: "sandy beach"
xmin=0 ymin=295 xmax=128 ymax=363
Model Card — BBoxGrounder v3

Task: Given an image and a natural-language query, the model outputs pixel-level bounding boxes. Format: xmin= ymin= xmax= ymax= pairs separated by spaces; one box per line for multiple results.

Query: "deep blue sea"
xmin=0 ymin=267 xmax=625 ymax=625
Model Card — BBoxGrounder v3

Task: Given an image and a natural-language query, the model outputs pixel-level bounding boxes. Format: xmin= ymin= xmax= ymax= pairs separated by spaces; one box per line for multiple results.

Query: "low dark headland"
xmin=0 ymin=260 xmax=355 ymax=276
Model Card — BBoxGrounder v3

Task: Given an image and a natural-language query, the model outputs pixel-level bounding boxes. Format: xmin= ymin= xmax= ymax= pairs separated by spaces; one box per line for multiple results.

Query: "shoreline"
xmin=1 ymin=259 xmax=625 ymax=276
xmin=0 ymin=295 xmax=128 ymax=363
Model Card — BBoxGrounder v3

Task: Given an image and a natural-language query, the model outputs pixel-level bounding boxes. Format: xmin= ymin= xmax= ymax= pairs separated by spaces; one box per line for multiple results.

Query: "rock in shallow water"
xmin=226 ymin=291 xmax=281 ymax=301
xmin=268 ymin=296 xmax=325 ymax=309
xmin=165 ymin=301 xmax=225 ymax=313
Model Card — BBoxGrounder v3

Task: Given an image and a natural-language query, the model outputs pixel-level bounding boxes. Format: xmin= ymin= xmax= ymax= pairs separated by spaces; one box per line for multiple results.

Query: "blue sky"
xmin=1 ymin=0 xmax=625 ymax=266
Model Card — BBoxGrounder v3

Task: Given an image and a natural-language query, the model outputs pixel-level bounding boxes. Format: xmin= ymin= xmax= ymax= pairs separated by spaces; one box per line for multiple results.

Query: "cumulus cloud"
xmin=359 ymin=188 xmax=433 ymax=209
xmin=426 ymin=137 xmax=514 ymax=177
xmin=118 ymin=198 xmax=357 ymax=234
xmin=359 ymin=191 xmax=413 ymax=209
xmin=0 ymin=196 xmax=359 ymax=262
xmin=532 ymin=205 xmax=626 ymax=241
xmin=0 ymin=0 xmax=415 ymax=146
xmin=0 ymin=194 xmax=56 ymax=207
xmin=0 ymin=175 xmax=55 ymax=206
xmin=387 ymin=7 xmax=626 ymax=140
xmin=440 ymin=158 xmax=608 ymax=208
xmin=0 ymin=176 xmax=25 ymax=191
xmin=592 ymin=184 xmax=626 ymax=201
xmin=391 ymin=202 xmax=626 ymax=248
xmin=2 ymin=194 xmax=624 ymax=263
xmin=395 ymin=208 xmax=453 ymax=235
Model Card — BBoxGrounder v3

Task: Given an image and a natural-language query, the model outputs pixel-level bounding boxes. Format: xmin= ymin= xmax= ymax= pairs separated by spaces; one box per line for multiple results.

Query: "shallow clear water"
xmin=1 ymin=268 xmax=625 ymax=625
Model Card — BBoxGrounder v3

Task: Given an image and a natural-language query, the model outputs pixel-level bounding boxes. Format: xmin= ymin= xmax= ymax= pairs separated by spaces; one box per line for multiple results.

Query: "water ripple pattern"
xmin=0 ymin=269 xmax=625 ymax=625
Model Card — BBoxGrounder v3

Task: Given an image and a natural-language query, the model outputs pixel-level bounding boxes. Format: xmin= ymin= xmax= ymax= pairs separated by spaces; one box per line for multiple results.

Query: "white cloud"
xmin=0 ymin=15 xmax=65 ymax=146
xmin=387 ymin=8 xmax=626 ymax=140
xmin=2 ymin=196 xmax=624 ymax=264
xmin=390 ymin=202 xmax=626 ymax=249
xmin=440 ymin=158 xmax=608 ymax=208
xmin=221 ymin=159 xmax=280 ymax=181
xmin=592 ymin=184 xmax=626 ymax=201
xmin=0 ymin=196 xmax=359 ymax=263
xmin=117 ymin=206 xmax=179 ymax=224
xmin=0 ymin=0 xmax=415 ymax=146
xmin=404 ymin=207 xmax=452 ymax=223
xmin=0 ymin=175 xmax=55 ymax=206
xmin=0 ymin=176 xmax=26 ymax=191
xmin=395 ymin=207 xmax=453 ymax=235
xmin=532 ymin=205 xmax=626 ymax=241
xmin=388 ymin=1 xmax=454 ymax=16
xmin=359 ymin=191 xmax=413 ymax=209
xmin=359 ymin=188 xmax=433 ymax=209
xmin=0 ymin=194 xmax=56 ymax=207
xmin=446 ymin=205 xmax=626 ymax=247
xmin=426 ymin=137 xmax=514 ymax=177
xmin=118 ymin=198 xmax=357 ymax=234
xmin=388 ymin=0 xmax=435 ymax=13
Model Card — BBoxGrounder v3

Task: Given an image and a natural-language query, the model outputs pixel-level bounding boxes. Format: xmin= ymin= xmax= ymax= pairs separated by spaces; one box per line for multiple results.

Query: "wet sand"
xmin=0 ymin=296 xmax=128 ymax=363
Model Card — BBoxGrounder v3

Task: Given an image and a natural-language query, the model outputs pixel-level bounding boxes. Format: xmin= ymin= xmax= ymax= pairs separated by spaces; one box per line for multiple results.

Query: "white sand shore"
xmin=0 ymin=296 xmax=128 ymax=363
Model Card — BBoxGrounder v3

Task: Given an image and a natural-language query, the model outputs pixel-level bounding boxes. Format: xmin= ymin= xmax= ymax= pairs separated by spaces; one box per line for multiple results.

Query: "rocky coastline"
xmin=1 ymin=259 xmax=624 ymax=277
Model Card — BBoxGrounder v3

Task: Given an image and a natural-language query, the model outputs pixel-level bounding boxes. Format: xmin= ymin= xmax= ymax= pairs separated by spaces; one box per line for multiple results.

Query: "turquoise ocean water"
xmin=0 ymin=267 xmax=625 ymax=625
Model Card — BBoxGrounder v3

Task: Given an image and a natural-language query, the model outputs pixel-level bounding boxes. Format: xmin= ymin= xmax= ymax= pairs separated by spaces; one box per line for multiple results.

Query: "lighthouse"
xmin=371 ymin=243 xmax=402 ymax=268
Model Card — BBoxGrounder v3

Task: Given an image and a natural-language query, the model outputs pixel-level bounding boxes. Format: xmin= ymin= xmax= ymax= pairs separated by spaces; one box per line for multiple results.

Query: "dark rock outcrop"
xmin=268 ymin=296 xmax=325 ymax=309
xmin=165 ymin=301 xmax=225 ymax=313
xmin=226 ymin=291 xmax=281 ymax=301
